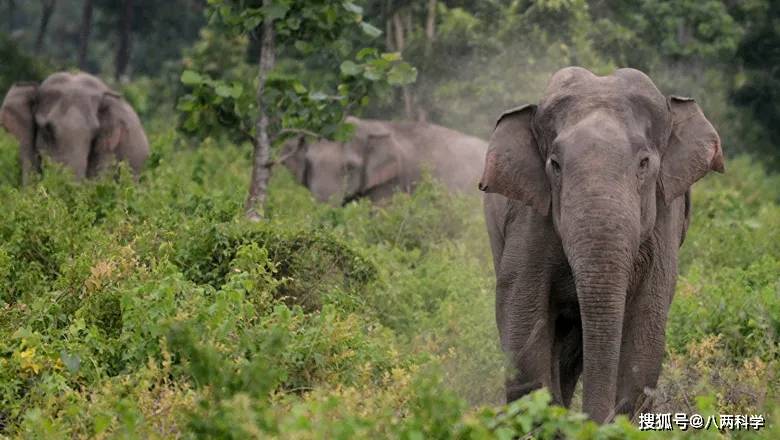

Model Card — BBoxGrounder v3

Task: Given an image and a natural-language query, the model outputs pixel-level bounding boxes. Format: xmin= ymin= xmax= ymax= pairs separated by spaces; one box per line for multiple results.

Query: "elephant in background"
xmin=282 ymin=116 xmax=487 ymax=204
xmin=1 ymin=72 xmax=149 ymax=184
xmin=480 ymin=67 xmax=724 ymax=422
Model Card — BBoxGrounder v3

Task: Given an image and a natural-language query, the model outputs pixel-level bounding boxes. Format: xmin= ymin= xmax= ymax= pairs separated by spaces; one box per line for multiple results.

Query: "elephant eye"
xmin=639 ymin=157 xmax=649 ymax=170
xmin=549 ymin=158 xmax=561 ymax=176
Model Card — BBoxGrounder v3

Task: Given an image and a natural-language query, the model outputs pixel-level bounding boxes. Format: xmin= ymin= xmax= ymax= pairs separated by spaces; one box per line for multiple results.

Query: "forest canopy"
xmin=2 ymin=0 xmax=780 ymax=167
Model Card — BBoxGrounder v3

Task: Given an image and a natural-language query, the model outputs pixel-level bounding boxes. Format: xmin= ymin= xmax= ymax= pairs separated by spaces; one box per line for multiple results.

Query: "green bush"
xmin=0 ymin=120 xmax=777 ymax=438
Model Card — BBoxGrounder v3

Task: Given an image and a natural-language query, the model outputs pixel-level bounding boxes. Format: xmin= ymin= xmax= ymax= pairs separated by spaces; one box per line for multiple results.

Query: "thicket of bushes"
xmin=0 ymin=130 xmax=778 ymax=438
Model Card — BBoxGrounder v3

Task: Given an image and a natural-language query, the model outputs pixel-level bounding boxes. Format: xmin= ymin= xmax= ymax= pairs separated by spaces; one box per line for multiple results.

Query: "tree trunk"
xmin=425 ymin=0 xmax=436 ymax=40
xmin=115 ymin=0 xmax=134 ymax=81
xmin=385 ymin=18 xmax=394 ymax=51
xmin=392 ymin=12 xmax=404 ymax=52
xmin=384 ymin=0 xmax=394 ymax=51
xmin=417 ymin=0 xmax=436 ymax=122
xmin=392 ymin=12 xmax=415 ymax=120
xmin=244 ymin=1 xmax=276 ymax=221
xmin=425 ymin=0 xmax=436 ymax=54
xmin=34 ymin=0 xmax=57 ymax=51
xmin=77 ymin=0 xmax=93 ymax=70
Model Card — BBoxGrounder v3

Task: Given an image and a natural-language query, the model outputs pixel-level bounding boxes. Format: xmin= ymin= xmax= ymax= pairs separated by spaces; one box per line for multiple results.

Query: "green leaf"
xmin=334 ymin=121 xmax=356 ymax=142
xmin=176 ymin=97 xmax=197 ymax=111
xmin=380 ymin=52 xmax=401 ymax=62
xmin=181 ymin=70 xmax=203 ymax=86
xmin=293 ymin=82 xmax=307 ymax=94
xmin=229 ymin=83 xmax=244 ymax=99
xmin=356 ymin=47 xmax=376 ymax=60
xmin=59 ymin=350 xmax=81 ymax=374
xmin=387 ymin=63 xmax=417 ymax=85
xmin=215 ymin=83 xmax=234 ymax=98
xmin=343 ymin=2 xmax=363 ymax=15
xmin=340 ymin=61 xmax=362 ymax=76
xmin=294 ymin=40 xmax=312 ymax=53
xmin=309 ymin=91 xmax=328 ymax=101
xmin=242 ymin=14 xmax=263 ymax=32
xmin=360 ymin=22 xmax=382 ymax=38
xmin=285 ymin=16 xmax=301 ymax=30
xmin=263 ymin=3 xmax=290 ymax=21
xmin=362 ymin=66 xmax=382 ymax=81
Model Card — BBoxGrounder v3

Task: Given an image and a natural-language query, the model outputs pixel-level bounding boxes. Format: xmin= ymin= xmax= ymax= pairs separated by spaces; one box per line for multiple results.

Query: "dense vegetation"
xmin=0 ymin=132 xmax=778 ymax=437
xmin=1 ymin=0 xmax=779 ymax=438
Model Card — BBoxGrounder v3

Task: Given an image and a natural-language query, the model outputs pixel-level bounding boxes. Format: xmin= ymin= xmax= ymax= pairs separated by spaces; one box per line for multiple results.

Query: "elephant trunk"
xmin=560 ymin=186 xmax=639 ymax=422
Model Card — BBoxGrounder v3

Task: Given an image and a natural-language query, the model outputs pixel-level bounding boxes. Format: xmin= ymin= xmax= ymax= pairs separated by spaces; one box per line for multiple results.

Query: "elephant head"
xmin=283 ymin=117 xmax=404 ymax=204
xmin=1 ymin=72 xmax=146 ymax=183
xmin=479 ymin=67 xmax=724 ymax=421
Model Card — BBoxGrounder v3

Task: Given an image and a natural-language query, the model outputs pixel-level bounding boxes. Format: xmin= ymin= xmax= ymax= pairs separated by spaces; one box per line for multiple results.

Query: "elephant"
xmin=282 ymin=116 xmax=487 ymax=204
xmin=1 ymin=72 xmax=149 ymax=184
xmin=479 ymin=67 xmax=724 ymax=423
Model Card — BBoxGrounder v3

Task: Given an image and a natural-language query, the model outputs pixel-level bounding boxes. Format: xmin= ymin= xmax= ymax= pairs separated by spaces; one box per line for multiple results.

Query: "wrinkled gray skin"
xmin=1 ymin=72 xmax=149 ymax=184
xmin=283 ymin=116 xmax=487 ymax=204
xmin=480 ymin=67 xmax=724 ymax=423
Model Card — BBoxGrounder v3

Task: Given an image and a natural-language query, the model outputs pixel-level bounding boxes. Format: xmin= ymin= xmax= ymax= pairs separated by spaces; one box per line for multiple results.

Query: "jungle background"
xmin=0 ymin=0 xmax=779 ymax=438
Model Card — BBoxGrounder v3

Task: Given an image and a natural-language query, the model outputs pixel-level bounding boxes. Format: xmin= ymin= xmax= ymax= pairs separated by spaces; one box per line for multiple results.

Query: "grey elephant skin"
xmin=283 ymin=116 xmax=487 ymax=204
xmin=480 ymin=67 xmax=724 ymax=423
xmin=1 ymin=72 xmax=149 ymax=184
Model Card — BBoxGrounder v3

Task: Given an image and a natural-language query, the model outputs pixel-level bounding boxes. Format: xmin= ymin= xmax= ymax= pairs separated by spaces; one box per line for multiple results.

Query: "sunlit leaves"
xmin=178 ymin=0 xmax=416 ymax=149
xmin=359 ymin=22 xmax=382 ymax=38
xmin=180 ymin=70 xmax=203 ymax=86
xmin=340 ymin=60 xmax=362 ymax=76
xmin=388 ymin=62 xmax=418 ymax=86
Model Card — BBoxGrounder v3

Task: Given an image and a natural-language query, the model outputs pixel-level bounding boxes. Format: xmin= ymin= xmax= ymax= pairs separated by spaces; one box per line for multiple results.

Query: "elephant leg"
xmin=552 ymin=314 xmax=583 ymax=407
xmin=19 ymin=143 xmax=41 ymax=185
xmin=615 ymin=274 xmax=674 ymax=419
xmin=495 ymin=205 xmax=564 ymax=403
xmin=498 ymin=275 xmax=555 ymax=403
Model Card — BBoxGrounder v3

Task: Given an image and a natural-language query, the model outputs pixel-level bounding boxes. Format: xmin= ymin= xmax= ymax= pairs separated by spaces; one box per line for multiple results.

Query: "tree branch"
xmin=267 ymin=137 xmax=305 ymax=168
xmin=277 ymin=127 xmax=321 ymax=139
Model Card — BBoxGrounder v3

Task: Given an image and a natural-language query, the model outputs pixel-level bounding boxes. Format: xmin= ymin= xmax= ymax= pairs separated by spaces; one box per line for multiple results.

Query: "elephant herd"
xmin=1 ymin=68 xmax=724 ymax=423
xmin=0 ymin=72 xmax=488 ymax=201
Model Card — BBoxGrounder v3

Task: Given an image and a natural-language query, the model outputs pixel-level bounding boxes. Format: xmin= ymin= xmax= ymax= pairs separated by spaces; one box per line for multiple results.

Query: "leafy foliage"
xmin=0 ymin=123 xmax=778 ymax=437
xmin=177 ymin=0 xmax=417 ymax=147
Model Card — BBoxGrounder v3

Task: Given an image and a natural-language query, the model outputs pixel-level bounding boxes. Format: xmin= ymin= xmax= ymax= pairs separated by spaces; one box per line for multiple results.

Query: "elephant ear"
xmin=96 ymin=92 xmax=126 ymax=153
xmin=280 ymin=136 xmax=309 ymax=184
xmin=363 ymin=130 xmax=402 ymax=192
xmin=479 ymin=104 xmax=550 ymax=216
xmin=1 ymin=82 xmax=38 ymax=149
xmin=660 ymin=96 xmax=725 ymax=205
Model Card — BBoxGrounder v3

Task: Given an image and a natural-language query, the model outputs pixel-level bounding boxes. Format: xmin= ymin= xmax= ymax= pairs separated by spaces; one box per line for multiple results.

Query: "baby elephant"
xmin=480 ymin=67 xmax=724 ymax=423
xmin=1 ymin=72 xmax=149 ymax=184
xmin=283 ymin=117 xmax=487 ymax=204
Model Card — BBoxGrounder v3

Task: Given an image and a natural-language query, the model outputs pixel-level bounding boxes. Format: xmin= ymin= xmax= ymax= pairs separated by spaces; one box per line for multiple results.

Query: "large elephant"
xmin=1 ymin=72 xmax=149 ymax=184
xmin=480 ymin=67 xmax=724 ymax=422
xmin=283 ymin=117 xmax=487 ymax=204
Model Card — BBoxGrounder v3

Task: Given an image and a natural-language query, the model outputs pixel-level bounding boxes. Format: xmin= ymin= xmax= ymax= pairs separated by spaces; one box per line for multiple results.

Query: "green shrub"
xmin=0 ymin=119 xmax=777 ymax=437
